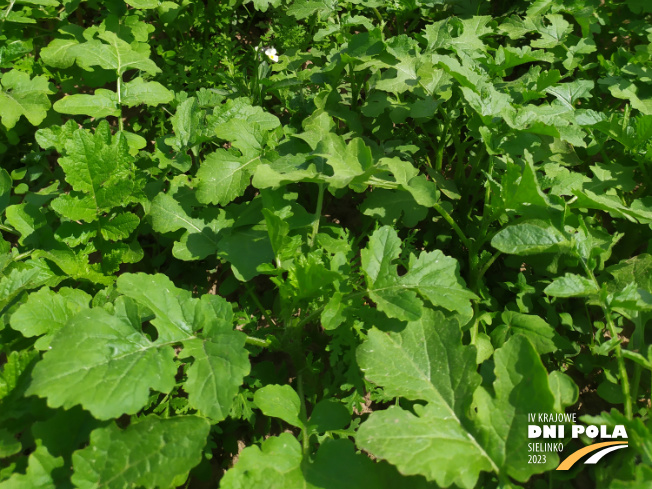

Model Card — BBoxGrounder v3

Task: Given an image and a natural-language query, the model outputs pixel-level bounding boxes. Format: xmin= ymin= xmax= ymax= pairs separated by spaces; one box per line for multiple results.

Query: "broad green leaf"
xmin=195 ymin=150 xmax=261 ymax=206
xmin=217 ymin=225 xmax=275 ymax=281
xmin=361 ymin=226 xmax=422 ymax=321
xmin=71 ymin=416 xmax=209 ymax=489
xmin=220 ymin=433 xmax=305 ymax=488
xmin=548 ymin=371 xmax=579 ymax=412
xmin=254 ymin=384 xmax=303 ymax=428
xmin=181 ymin=334 xmax=250 ymax=420
xmin=600 ymin=77 xmax=652 ymax=115
xmin=70 ymin=31 xmax=160 ymax=75
xmin=496 ymin=311 xmax=562 ymax=355
xmin=52 ymin=121 xmax=134 ymax=221
xmin=0 ymin=169 xmax=10 ymax=214
xmin=222 ymin=433 xmax=410 ymax=489
xmin=357 ymin=335 xmax=561 ymax=486
xmin=148 ymin=192 xmax=225 ymax=261
xmin=98 ymin=212 xmax=140 ymax=241
xmin=117 ymin=273 xmax=249 ymax=418
xmin=0 ymin=70 xmax=53 ymax=129
xmin=314 ymin=134 xmax=372 ymax=189
xmin=26 ymin=306 xmax=178 ymax=419
xmin=121 ymin=77 xmax=173 ymax=107
xmin=357 ymin=309 xmax=479 ymax=416
xmin=356 ymin=310 xmax=491 ymax=488
xmin=53 ymin=89 xmax=119 ymax=118
xmin=168 ymin=97 xmax=201 ymax=149
xmin=545 ymin=80 xmax=594 ymax=109
xmin=360 ymin=189 xmax=428 ymax=227
xmin=5 ymin=203 xmax=46 ymax=246
xmin=401 ymin=250 xmax=478 ymax=320
xmin=361 ymin=226 xmax=476 ymax=321
xmin=491 ymin=221 xmax=569 ymax=255
xmin=544 ymin=273 xmax=599 ymax=297
xmin=10 ymin=287 xmax=91 ymax=350
xmin=308 ymin=400 xmax=350 ymax=433
xmin=126 ymin=0 xmax=160 ymax=7
xmin=0 ymin=428 xmax=21 ymax=457
xmin=40 ymin=38 xmax=79 ymax=69
xmin=28 ymin=274 xmax=247 ymax=420
xmin=357 ymin=404 xmax=493 ymax=489
xmin=0 ymin=446 xmax=63 ymax=489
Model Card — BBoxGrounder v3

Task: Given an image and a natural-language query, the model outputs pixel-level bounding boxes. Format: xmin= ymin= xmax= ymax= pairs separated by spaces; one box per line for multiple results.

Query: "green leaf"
xmin=0 ymin=446 xmax=63 ymax=489
xmin=71 ymin=416 xmax=209 ymax=489
xmin=361 ymin=226 xmax=476 ymax=321
xmin=544 ymin=273 xmax=599 ymax=297
xmin=222 ymin=433 xmax=408 ymax=489
xmin=53 ymin=89 xmax=119 ymax=118
xmin=361 ymin=226 xmax=422 ymax=321
xmin=357 ymin=309 xmax=479 ymax=415
xmin=357 ymin=335 xmax=561 ymax=487
xmin=0 ymin=428 xmax=21 ymax=457
xmin=548 ymin=371 xmax=579 ymax=412
xmin=360 ymin=189 xmax=428 ymax=227
xmin=195 ymin=150 xmax=261 ymax=206
xmin=0 ymin=70 xmax=53 ymax=129
xmin=98 ymin=212 xmax=140 ymax=241
xmin=51 ymin=121 xmax=134 ymax=221
xmin=496 ymin=311 xmax=562 ymax=355
xmin=28 ymin=274 xmax=248 ymax=420
xmin=26 ymin=306 xmax=178 ymax=419
xmin=121 ymin=77 xmax=173 ymax=107
xmin=168 ymin=97 xmax=201 ymax=149
xmin=0 ymin=169 xmax=11 ymax=214
xmin=313 ymin=134 xmax=372 ymax=190
xmin=181 ymin=333 xmax=250 ymax=420
xmin=491 ymin=221 xmax=569 ymax=255
xmin=148 ymin=192 xmax=225 ymax=261
xmin=220 ymin=433 xmax=305 ymax=488
xmin=40 ymin=38 xmax=79 ymax=69
xmin=308 ymin=400 xmax=350 ymax=433
xmin=10 ymin=287 xmax=91 ymax=350
xmin=356 ymin=310 xmax=493 ymax=488
xmin=70 ymin=31 xmax=160 ymax=75
xmin=254 ymin=384 xmax=303 ymax=428
xmin=126 ymin=0 xmax=160 ymax=7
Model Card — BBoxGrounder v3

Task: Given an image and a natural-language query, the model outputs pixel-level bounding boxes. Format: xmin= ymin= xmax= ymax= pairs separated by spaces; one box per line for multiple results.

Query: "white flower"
xmin=264 ymin=47 xmax=279 ymax=63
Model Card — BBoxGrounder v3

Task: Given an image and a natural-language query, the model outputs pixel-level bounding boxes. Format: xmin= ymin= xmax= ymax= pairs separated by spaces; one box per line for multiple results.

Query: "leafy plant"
xmin=1 ymin=0 xmax=652 ymax=488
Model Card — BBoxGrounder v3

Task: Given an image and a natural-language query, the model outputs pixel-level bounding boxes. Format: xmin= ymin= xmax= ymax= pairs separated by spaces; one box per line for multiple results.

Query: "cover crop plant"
xmin=1 ymin=0 xmax=651 ymax=488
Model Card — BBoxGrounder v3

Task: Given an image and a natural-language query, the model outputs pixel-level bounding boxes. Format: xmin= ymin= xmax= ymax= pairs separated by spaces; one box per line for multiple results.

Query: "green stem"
xmin=309 ymin=183 xmax=325 ymax=249
xmin=297 ymin=372 xmax=310 ymax=455
xmin=372 ymin=7 xmax=383 ymax=26
xmin=579 ymin=258 xmax=632 ymax=419
xmin=0 ymin=223 xmax=19 ymax=235
xmin=245 ymin=335 xmax=271 ymax=348
xmin=0 ymin=0 xmax=16 ymax=35
xmin=117 ymin=76 xmax=124 ymax=132
xmin=477 ymin=251 xmax=501 ymax=283
xmin=246 ymin=284 xmax=276 ymax=326
xmin=432 ymin=202 xmax=471 ymax=249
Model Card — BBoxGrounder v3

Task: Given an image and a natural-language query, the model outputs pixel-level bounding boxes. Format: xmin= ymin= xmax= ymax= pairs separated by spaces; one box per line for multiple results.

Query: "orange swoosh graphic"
xmin=556 ymin=441 xmax=628 ymax=470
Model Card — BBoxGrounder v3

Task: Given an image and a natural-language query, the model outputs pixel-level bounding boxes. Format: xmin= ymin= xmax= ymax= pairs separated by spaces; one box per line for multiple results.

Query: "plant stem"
xmin=0 ymin=0 xmax=16 ymax=35
xmin=117 ymin=76 xmax=124 ymax=132
xmin=579 ymin=258 xmax=632 ymax=419
xmin=297 ymin=371 xmax=310 ymax=455
xmin=245 ymin=335 xmax=270 ymax=348
xmin=309 ymin=183 xmax=325 ymax=248
xmin=432 ymin=202 xmax=471 ymax=249
xmin=0 ymin=223 xmax=19 ymax=235
xmin=246 ymin=283 xmax=276 ymax=326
